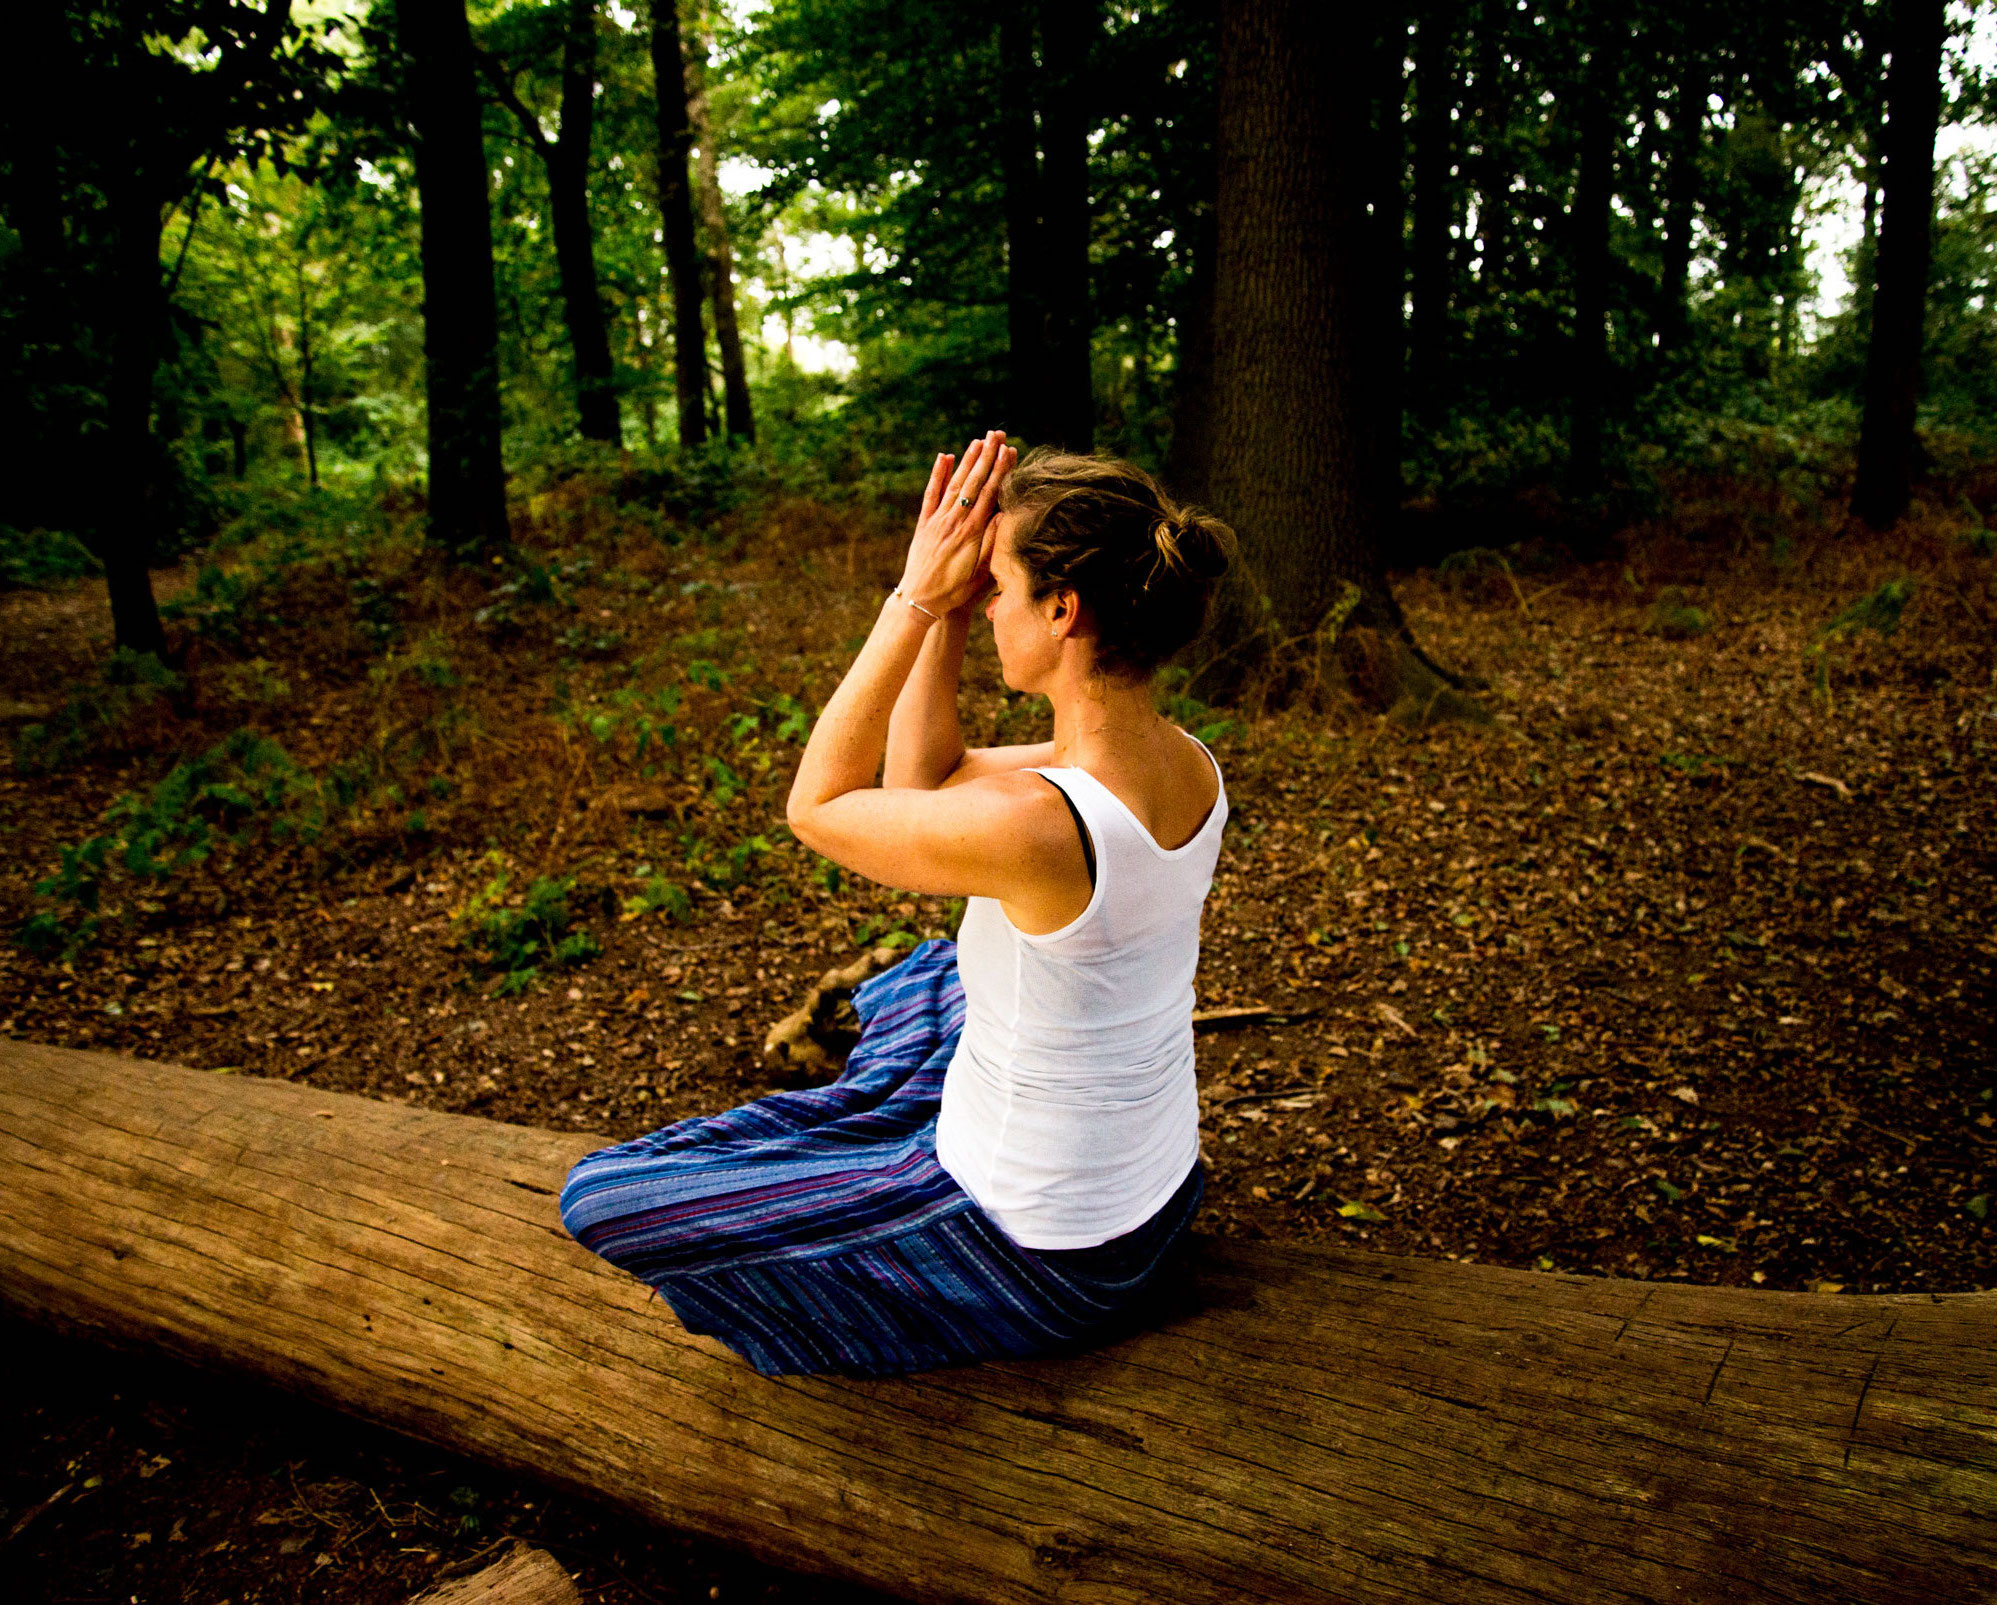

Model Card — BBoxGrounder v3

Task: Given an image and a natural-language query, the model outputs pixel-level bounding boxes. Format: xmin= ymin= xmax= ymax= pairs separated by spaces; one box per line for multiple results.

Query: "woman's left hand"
xmin=897 ymin=430 xmax=1016 ymax=617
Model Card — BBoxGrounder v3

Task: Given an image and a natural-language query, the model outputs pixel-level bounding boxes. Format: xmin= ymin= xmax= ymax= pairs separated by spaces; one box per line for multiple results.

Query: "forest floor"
xmin=3 ymin=468 xmax=1995 ymax=1603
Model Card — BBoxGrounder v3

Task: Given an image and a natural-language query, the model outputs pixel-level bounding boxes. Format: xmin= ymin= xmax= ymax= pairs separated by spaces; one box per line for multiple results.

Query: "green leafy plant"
xmin=621 ymin=873 xmax=693 ymax=923
xmin=451 ymin=858 xmax=602 ymax=994
xmin=0 ymin=525 xmax=100 ymax=589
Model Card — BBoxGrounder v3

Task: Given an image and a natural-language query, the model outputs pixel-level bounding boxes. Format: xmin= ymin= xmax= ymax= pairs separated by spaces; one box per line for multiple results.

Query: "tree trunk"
xmin=98 ymin=186 xmax=170 ymax=656
xmin=649 ymin=0 xmax=709 ymax=450
xmin=1567 ymin=27 xmax=1615 ymax=499
xmin=997 ymin=9 xmax=1046 ymax=445
xmin=1034 ymin=0 xmax=1097 ymax=451
xmin=397 ymin=0 xmax=510 ymax=556
xmin=1852 ymin=0 xmax=1947 ymax=530
xmin=550 ymin=0 xmax=620 ymax=445
xmin=3 ymin=1040 xmax=1994 ymax=1605
xmin=1408 ymin=3 xmax=1452 ymax=421
xmin=1164 ymin=200 xmax=1217 ymax=502
xmin=1369 ymin=9 xmax=1410 ymax=530
xmin=1657 ymin=63 xmax=1701 ymax=355
xmin=1468 ymin=0 xmax=1510 ymax=287
xmin=1194 ymin=0 xmax=1447 ymax=714
xmin=686 ymin=38 xmax=755 ymax=443
xmin=297 ymin=260 xmax=320 ymax=489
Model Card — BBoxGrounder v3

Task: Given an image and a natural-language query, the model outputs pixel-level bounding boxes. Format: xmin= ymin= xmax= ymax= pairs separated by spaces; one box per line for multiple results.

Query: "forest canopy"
xmin=1 ymin=0 xmax=1993 ymax=678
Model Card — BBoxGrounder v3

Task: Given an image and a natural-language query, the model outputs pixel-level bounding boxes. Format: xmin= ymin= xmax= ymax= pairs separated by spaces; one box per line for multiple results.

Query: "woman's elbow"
xmin=785 ymin=790 xmax=821 ymax=847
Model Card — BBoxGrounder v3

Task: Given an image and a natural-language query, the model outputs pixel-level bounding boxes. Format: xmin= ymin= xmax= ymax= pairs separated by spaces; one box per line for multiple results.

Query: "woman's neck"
xmin=1048 ymin=677 xmax=1165 ymax=767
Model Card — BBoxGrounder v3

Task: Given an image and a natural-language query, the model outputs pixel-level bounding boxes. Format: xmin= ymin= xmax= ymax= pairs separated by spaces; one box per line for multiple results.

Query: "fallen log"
xmin=0 ymin=1038 xmax=1991 ymax=1605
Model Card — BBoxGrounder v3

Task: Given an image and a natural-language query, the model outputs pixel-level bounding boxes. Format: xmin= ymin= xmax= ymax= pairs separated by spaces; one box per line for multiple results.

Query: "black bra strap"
xmin=1037 ymin=774 xmax=1097 ymax=890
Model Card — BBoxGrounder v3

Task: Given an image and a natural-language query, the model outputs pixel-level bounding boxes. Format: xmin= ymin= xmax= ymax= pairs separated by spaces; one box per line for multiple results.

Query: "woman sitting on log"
xmin=560 ymin=433 xmax=1237 ymax=1378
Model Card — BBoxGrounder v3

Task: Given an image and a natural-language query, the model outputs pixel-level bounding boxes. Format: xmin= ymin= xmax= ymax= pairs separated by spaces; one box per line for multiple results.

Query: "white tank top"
xmin=935 ymin=728 xmax=1228 ymax=1249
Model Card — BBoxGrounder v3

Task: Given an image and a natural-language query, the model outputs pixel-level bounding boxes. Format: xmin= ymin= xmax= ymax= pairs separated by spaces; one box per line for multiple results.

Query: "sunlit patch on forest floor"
xmin=2 ymin=475 xmax=1994 ymax=1306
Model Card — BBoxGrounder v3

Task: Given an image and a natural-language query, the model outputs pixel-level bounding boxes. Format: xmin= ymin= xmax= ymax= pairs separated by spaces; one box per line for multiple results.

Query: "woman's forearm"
xmin=790 ymin=595 xmax=935 ymax=819
xmin=883 ymin=608 xmax=971 ymax=789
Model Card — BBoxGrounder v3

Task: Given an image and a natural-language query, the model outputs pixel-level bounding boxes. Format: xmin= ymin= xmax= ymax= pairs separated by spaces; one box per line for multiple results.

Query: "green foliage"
xmin=1646 ymin=588 xmax=1712 ymax=640
xmin=14 ymin=650 xmax=184 ymax=775
xmin=621 ymin=874 xmax=693 ymax=923
xmin=452 ymin=856 xmax=602 ymax=994
xmin=15 ymin=729 xmax=322 ymax=960
xmin=1155 ymin=667 xmax=1240 ymax=745
xmin=1804 ymin=578 xmax=1917 ymax=711
xmin=0 ymin=527 xmax=100 ymax=590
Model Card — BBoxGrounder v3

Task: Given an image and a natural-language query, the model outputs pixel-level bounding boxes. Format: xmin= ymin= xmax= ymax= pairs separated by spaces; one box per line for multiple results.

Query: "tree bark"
xmin=99 ymin=184 xmax=170 ymax=656
xmin=649 ymin=0 xmax=709 ymax=450
xmin=397 ymin=0 xmax=510 ymax=555
xmin=1852 ymin=0 xmax=1947 ymax=530
xmin=998 ymin=10 xmax=1046 ymax=445
xmin=1408 ymin=3 xmax=1452 ymax=421
xmin=1164 ymin=200 xmax=1217 ymax=502
xmin=1567 ymin=26 xmax=1615 ymax=499
xmin=551 ymin=0 xmax=620 ymax=444
xmin=1034 ymin=0 xmax=1097 ymax=451
xmin=1194 ymin=0 xmax=1435 ymax=712
xmin=686 ymin=37 xmax=755 ymax=444
xmin=1657 ymin=60 xmax=1702 ymax=354
xmin=3 ymin=1040 xmax=1994 ymax=1605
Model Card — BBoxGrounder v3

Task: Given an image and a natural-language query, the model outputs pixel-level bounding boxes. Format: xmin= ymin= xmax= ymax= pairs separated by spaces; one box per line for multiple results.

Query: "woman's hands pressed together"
xmin=898 ymin=430 xmax=1017 ymax=619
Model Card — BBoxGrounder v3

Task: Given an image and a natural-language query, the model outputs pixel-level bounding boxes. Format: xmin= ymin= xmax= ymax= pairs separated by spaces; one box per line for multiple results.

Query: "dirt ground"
xmin=3 ymin=473 xmax=1994 ymax=1601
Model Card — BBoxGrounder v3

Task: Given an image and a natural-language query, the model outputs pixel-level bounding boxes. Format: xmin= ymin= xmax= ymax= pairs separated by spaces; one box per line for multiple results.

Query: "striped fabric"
xmin=559 ymin=938 xmax=1206 ymax=1378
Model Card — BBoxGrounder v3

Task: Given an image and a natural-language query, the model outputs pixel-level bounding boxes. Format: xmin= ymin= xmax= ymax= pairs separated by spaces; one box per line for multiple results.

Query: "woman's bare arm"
xmin=882 ymin=606 xmax=973 ymax=789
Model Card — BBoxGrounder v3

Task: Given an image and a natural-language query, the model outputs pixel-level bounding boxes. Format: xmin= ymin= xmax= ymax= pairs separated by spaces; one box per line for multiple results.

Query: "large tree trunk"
xmin=1566 ymin=26 xmax=1615 ymax=499
xmin=997 ymin=10 xmax=1046 ymax=445
xmin=1407 ymin=3 xmax=1452 ymax=423
xmin=98 ymin=186 xmax=170 ymax=656
xmin=649 ymin=0 xmax=709 ymax=450
xmin=3 ymin=1040 xmax=1994 ymax=1605
xmin=1852 ymin=0 xmax=1947 ymax=530
xmin=549 ymin=0 xmax=620 ymax=444
xmin=1034 ymin=0 xmax=1097 ymax=451
xmin=397 ymin=0 xmax=510 ymax=555
xmin=686 ymin=38 xmax=755 ymax=444
xmin=1194 ymin=0 xmax=1443 ymax=713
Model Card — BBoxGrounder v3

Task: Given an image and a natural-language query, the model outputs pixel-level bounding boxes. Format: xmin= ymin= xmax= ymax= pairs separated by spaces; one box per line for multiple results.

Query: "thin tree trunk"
xmin=1567 ymin=27 xmax=1614 ymax=499
xmin=552 ymin=0 xmax=619 ymax=443
xmin=99 ymin=184 xmax=169 ymax=656
xmin=1371 ymin=8 xmax=1409 ymax=526
xmin=1469 ymin=0 xmax=1510 ymax=287
xmin=1408 ymin=3 xmax=1451 ymax=421
xmin=1658 ymin=63 xmax=1701 ymax=354
xmin=397 ymin=0 xmax=510 ymax=555
xmin=1034 ymin=0 xmax=1097 ymax=451
xmin=686 ymin=38 xmax=754 ymax=443
xmin=1165 ymin=200 xmax=1217 ymax=502
xmin=297 ymin=260 xmax=319 ymax=490
xmin=1852 ymin=0 xmax=1946 ymax=529
xmin=997 ymin=10 xmax=1045 ymax=444
xmin=649 ymin=0 xmax=709 ymax=450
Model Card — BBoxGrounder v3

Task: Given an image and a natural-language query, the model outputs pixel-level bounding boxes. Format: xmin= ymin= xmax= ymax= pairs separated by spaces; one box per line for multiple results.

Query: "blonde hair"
xmin=998 ymin=449 xmax=1236 ymax=682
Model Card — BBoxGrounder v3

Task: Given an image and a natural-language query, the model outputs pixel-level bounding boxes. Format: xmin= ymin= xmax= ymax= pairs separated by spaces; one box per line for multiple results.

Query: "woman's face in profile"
xmin=983 ymin=514 xmax=1045 ymax=692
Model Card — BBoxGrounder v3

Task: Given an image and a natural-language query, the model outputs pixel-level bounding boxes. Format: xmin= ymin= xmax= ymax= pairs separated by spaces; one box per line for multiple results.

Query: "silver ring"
xmin=958 ymin=495 xmax=972 ymax=507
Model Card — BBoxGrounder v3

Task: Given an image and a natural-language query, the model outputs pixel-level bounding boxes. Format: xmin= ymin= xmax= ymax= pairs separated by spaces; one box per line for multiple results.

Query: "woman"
xmin=560 ymin=431 xmax=1237 ymax=1378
